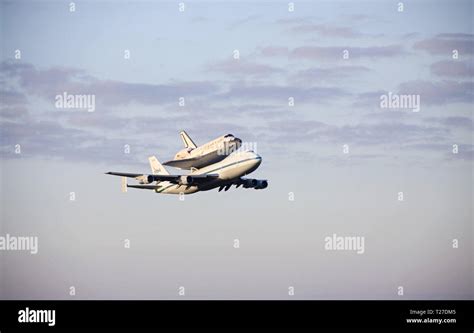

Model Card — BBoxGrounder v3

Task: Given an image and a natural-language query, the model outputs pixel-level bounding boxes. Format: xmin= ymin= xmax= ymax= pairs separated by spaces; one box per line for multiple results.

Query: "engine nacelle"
xmin=255 ymin=180 xmax=268 ymax=189
xmin=243 ymin=179 xmax=258 ymax=188
xmin=136 ymin=175 xmax=154 ymax=184
xmin=179 ymin=175 xmax=194 ymax=185
xmin=242 ymin=179 xmax=268 ymax=189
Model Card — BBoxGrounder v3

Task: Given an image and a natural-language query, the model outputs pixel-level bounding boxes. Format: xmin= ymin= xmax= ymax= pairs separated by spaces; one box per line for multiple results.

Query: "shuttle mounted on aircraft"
xmin=163 ymin=131 xmax=242 ymax=170
xmin=105 ymin=132 xmax=267 ymax=195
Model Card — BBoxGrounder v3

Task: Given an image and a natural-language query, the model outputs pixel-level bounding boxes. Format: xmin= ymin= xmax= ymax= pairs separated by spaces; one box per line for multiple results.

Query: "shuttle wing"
xmin=162 ymin=157 xmax=199 ymax=169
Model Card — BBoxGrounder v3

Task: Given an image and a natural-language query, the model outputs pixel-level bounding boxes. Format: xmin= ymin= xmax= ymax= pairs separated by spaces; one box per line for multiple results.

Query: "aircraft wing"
xmin=127 ymin=184 xmax=161 ymax=190
xmin=162 ymin=157 xmax=199 ymax=169
xmin=105 ymin=172 xmax=143 ymax=178
xmin=106 ymin=171 xmax=219 ymax=184
xmin=106 ymin=172 xmax=180 ymax=182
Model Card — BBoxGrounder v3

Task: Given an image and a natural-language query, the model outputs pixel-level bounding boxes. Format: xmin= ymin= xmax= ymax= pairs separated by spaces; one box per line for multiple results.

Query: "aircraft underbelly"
xmin=158 ymin=185 xmax=199 ymax=195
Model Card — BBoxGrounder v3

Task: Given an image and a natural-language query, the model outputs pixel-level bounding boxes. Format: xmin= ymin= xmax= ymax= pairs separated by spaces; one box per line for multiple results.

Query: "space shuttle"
xmin=163 ymin=131 xmax=242 ymax=170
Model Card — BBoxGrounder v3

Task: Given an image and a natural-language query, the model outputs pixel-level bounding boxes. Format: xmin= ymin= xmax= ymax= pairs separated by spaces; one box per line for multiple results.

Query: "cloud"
xmin=89 ymin=80 xmax=217 ymax=106
xmin=425 ymin=116 xmax=473 ymax=131
xmin=325 ymin=122 xmax=448 ymax=145
xmin=0 ymin=106 xmax=29 ymax=120
xmin=294 ymin=45 xmax=405 ymax=59
xmin=191 ymin=16 xmax=211 ymax=24
xmin=260 ymin=46 xmax=289 ymax=57
xmin=343 ymin=14 xmax=371 ymax=23
xmin=261 ymin=45 xmax=406 ymax=60
xmin=1 ymin=60 xmax=218 ymax=106
xmin=0 ymin=118 xmax=123 ymax=163
xmin=263 ymin=119 xmax=449 ymax=148
xmin=228 ymin=14 xmax=261 ymax=30
xmin=354 ymin=80 xmax=474 ymax=108
xmin=404 ymin=143 xmax=474 ymax=161
xmin=289 ymin=24 xmax=362 ymax=38
xmin=275 ymin=17 xmax=315 ymax=26
xmin=413 ymin=33 xmax=474 ymax=55
xmin=291 ymin=65 xmax=370 ymax=85
xmin=206 ymin=59 xmax=284 ymax=76
xmin=219 ymin=84 xmax=348 ymax=103
xmin=0 ymin=60 xmax=225 ymax=163
xmin=430 ymin=60 xmax=474 ymax=78
xmin=0 ymin=89 xmax=28 ymax=106
xmin=455 ymin=145 xmax=474 ymax=160
xmin=436 ymin=33 xmax=474 ymax=39
xmin=398 ymin=80 xmax=474 ymax=105
xmin=0 ymin=112 xmax=247 ymax=164
xmin=402 ymin=32 xmax=421 ymax=39
xmin=276 ymin=16 xmax=381 ymax=38
xmin=352 ymin=90 xmax=388 ymax=108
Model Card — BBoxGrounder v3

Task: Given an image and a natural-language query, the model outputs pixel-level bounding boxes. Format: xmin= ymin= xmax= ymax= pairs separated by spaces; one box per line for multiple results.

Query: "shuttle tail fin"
xmin=148 ymin=156 xmax=170 ymax=175
xmin=180 ymin=130 xmax=197 ymax=149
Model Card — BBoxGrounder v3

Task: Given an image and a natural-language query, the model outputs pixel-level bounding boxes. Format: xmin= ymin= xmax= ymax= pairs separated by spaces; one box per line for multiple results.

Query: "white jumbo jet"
xmin=106 ymin=150 xmax=268 ymax=194
xmin=162 ymin=130 xmax=242 ymax=170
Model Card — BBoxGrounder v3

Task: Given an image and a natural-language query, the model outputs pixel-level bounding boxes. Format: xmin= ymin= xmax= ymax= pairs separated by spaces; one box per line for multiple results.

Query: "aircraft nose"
xmin=253 ymin=154 xmax=262 ymax=167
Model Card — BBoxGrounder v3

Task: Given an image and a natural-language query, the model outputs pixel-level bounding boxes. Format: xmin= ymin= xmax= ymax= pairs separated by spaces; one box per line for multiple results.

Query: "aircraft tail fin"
xmin=148 ymin=156 xmax=170 ymax=175
xmin=180 ymin=130 xmax=197 ymax=149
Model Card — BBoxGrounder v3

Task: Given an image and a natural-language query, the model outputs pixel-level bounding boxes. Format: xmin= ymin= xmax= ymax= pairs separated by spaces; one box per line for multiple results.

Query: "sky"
xmin=0 ymin=0 xmax=473 ymax=299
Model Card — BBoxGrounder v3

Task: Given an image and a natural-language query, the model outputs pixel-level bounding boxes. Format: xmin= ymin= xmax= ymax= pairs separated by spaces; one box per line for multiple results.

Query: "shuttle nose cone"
xmin=233 ymin=137 xmax=242 ymax=149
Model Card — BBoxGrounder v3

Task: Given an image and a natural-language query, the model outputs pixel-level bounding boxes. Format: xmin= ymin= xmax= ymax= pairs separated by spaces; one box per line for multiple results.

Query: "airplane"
xmin=162 ymin=130 xmax=242 ymax=170
xmin=105 ymin=150 xmax=268 ymax=195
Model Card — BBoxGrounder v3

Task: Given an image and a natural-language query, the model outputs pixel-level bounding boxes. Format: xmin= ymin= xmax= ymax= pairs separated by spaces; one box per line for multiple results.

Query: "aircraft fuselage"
xmin=155 ymin=151 xmax=261 ymax=194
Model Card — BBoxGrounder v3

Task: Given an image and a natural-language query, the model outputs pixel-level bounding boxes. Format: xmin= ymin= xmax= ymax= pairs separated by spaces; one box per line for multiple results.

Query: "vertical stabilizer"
xmin=148 ymin=156 xmax=170 ymax=175
xmin=180 ymin=130 xmax=197 ymax=149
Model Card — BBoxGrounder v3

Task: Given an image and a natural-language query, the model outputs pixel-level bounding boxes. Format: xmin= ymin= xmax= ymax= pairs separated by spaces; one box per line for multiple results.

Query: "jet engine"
xmin=136 ymin=175 xmax=154 ymax=184
xmin=243 ymin=179 xmax=258 ymax=188
xmin=179 ymin=175 xmax=194 ymax=185
xmin=255 ymin=180 xmax=268 ymax=189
